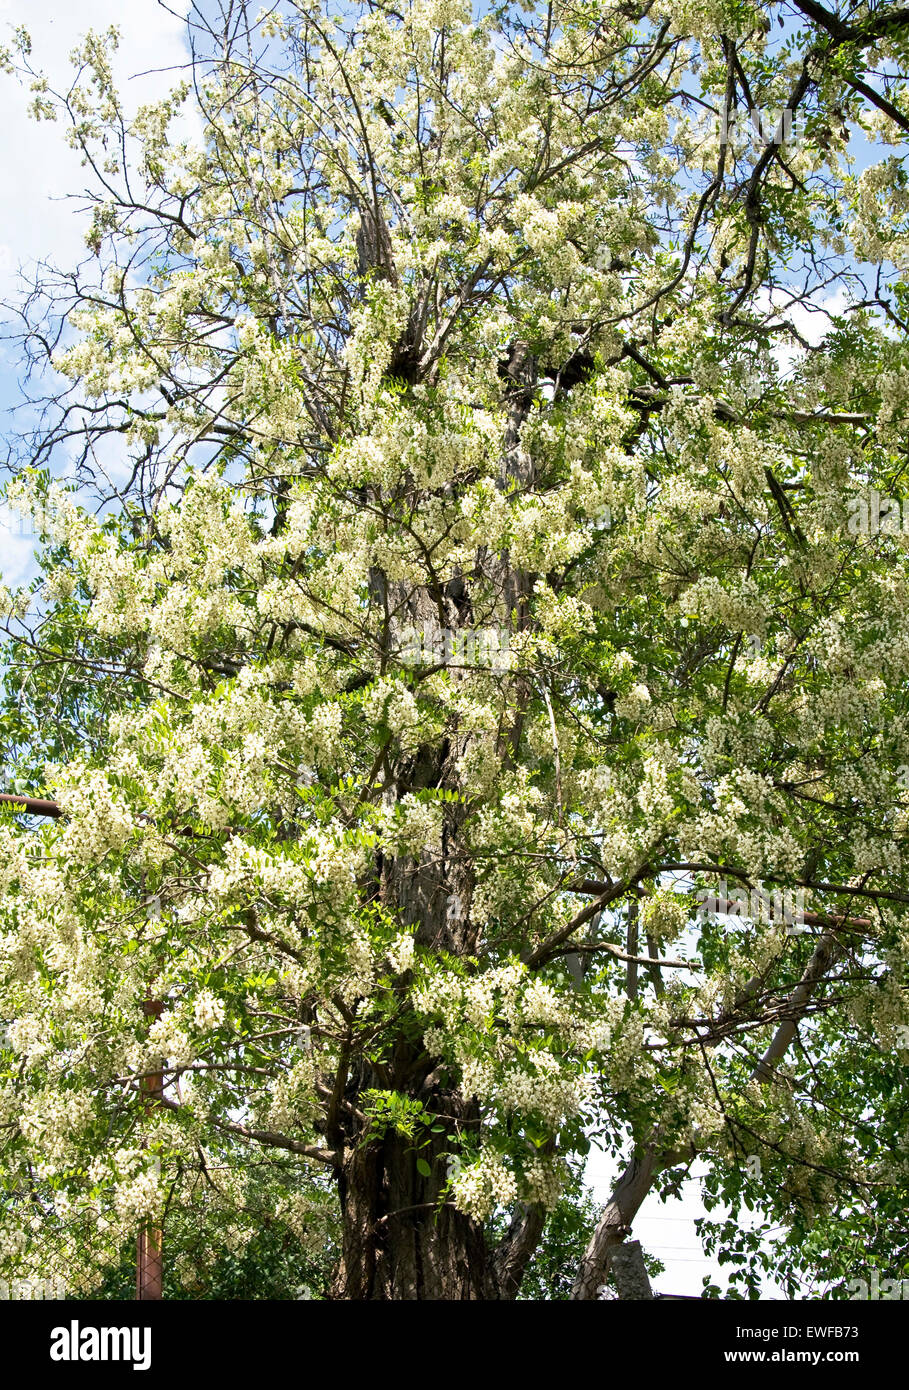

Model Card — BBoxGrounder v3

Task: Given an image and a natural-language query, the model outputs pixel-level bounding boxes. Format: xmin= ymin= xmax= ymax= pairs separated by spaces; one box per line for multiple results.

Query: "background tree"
xmin=2 ymin=0 xmax=909 ymax=1299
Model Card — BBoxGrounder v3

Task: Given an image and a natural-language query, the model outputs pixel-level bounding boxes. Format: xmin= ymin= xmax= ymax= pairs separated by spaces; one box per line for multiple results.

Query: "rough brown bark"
xmin=327 ymin=341 xmax=546 ymax=1299
xmin=332 ymin=1098 xmax=498 ymax=1299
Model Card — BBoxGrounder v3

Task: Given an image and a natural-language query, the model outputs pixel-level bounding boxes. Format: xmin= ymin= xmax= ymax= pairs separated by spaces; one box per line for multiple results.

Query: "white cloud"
xmin=0 ymin=1 xmax=194 ymax=589
xmin=0 ymin=0 xmax=192 ymax=298
xmin=0 ymin=517 xmax=39 ymax=588
xmin=755 ymin=285 xmax=854 ymax=380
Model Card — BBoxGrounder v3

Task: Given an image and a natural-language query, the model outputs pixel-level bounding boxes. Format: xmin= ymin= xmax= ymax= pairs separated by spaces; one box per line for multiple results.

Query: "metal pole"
xmin=137 ymin=998 xmax=164 ymax=1301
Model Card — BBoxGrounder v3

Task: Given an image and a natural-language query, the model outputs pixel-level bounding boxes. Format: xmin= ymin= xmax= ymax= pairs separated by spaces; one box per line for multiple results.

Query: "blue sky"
xmin=0 ymin=0 xmax=194 ymax=587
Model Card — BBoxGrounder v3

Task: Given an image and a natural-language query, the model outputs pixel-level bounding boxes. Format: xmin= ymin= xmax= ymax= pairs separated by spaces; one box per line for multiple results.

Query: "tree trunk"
xmin=329 ymin=341 xmax=543 ymax=1300
xmin=571 ymin=1147 xmax=659 ymax=1300
xmin=332 ymin=1098 xmax=497 ymax=1299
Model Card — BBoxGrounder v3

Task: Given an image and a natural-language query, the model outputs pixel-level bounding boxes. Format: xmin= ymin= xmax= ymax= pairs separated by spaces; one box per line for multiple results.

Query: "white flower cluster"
xmin=450 ymin=1147 xmax=518 ymax=1222
xmin=192 ymin=990 xmax=226 ymax=1032
xmin=379 ymin=794 xmax=443 ymax=859
xmin=522 ymin=1154 xmax=566 ymax=1210
xmin=264 ymin=1056 xmax=319 ymax=1131
xmin=113 ymin=1168 xmax=163 ymax=1226
xmin=137 ymin=1008 xmax=196 ymax=1071
xmin=614 ymin=683 xmax=651 ymax=719
xmin=362 ymin=679 xmax=424 ymax=745
xmin=640 ymin=890 xmax=690 ymax=945
xmin=386 ymin=931 xmax=416 ymax=975
xmin=54 ymin=769 xmax=135 ymax=867
xmin=496 ymin=1056 xmax=590 ymax=1125
xmin=681 ymin=574 xmax=768 ymax=638
xmin=520 ymin=979 xmax=569 ymax=1027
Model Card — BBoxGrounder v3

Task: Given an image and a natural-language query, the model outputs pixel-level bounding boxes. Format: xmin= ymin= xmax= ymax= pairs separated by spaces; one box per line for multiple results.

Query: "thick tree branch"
xmin=0 ymin=793 xmax=62 ymax=818
xmin=571 ymin=931 xmax=842 ymax=1298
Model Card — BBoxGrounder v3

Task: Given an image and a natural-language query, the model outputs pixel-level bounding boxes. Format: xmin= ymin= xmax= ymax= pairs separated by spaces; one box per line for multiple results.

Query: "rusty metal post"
xmin=137 ymin=998 xmax=164 ymax=1301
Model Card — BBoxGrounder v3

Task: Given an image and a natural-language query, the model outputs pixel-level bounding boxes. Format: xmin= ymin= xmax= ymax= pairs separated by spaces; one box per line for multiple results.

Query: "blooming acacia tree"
xmin=2 ymin=0 xmax=909 ymax=1300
